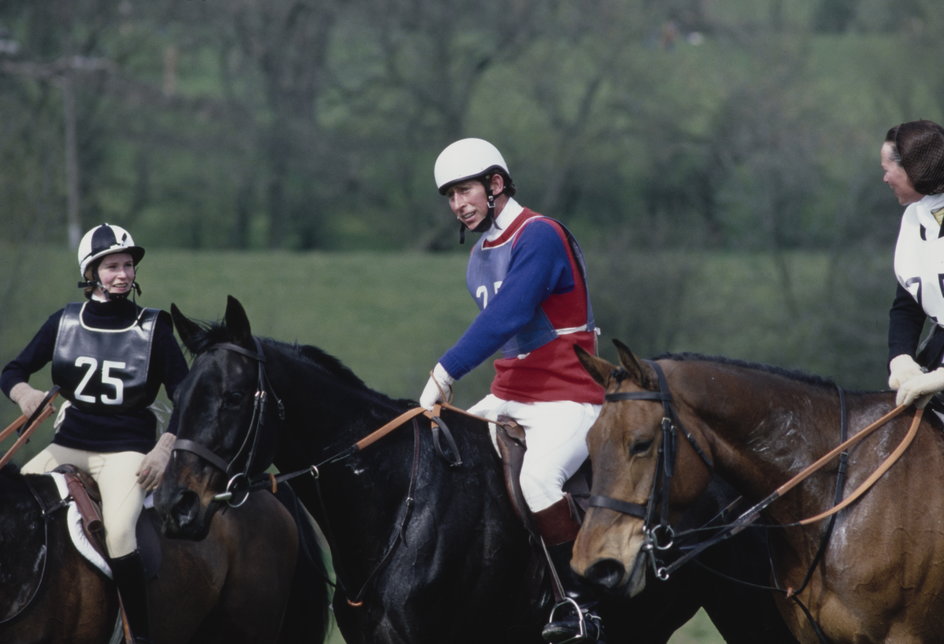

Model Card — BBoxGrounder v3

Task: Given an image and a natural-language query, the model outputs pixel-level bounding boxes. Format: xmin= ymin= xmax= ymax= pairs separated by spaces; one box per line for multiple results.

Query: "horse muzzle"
xmin=157 ymin=487 xmax=215 ymax=540
xmin=581 ymin=552 xmax=648 ymax=597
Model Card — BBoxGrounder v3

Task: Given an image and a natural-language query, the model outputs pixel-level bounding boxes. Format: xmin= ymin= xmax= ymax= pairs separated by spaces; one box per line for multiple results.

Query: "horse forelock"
xmin=181 ymin=319 xmax=237 ymax=357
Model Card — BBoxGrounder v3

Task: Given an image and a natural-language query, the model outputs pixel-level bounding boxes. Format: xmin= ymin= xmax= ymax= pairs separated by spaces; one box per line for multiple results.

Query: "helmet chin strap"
xmin=458 ymin=192 xmax=497 ymax=244
xmin=101 ymin=281 xmax=141 ymax=301
xmin=77 ymin=275 xmax=141 ymax=301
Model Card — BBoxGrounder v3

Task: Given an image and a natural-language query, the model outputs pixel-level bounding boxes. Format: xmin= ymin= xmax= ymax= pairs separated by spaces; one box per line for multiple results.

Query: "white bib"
xmin=894 ymin=194 xmax=944 ymax=324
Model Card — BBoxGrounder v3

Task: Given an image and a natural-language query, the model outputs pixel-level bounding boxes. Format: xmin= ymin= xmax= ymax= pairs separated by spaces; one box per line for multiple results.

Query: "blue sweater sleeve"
xmin=440 ymin=221 xmax=575 ymax=380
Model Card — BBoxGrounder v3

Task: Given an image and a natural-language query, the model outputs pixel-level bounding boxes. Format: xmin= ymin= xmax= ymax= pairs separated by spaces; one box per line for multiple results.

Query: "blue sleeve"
xmin=0 ymin=311 xmax=62 ymax=398
xmin=440 ymin=221 xmax=575 ymax=380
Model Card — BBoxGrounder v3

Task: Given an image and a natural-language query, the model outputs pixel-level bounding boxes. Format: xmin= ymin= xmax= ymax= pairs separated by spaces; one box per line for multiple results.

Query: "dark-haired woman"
xmin=883 ymin=120 xmax=944 ymax=408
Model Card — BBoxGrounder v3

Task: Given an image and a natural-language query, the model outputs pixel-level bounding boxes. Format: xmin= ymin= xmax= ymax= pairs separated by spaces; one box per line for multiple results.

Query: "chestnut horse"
xmin=0 ymin=462 xmax=322 ymax=643
xmin=571 ymin=340 xmax=944 ymax=643
xmin=155 ymin=296 xmax=795 ymax=644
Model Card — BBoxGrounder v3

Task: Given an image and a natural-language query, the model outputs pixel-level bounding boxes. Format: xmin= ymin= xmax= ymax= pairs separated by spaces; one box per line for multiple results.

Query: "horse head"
xmin=155 ymin=295 xmax=282 ymax=540
xmin=570 ymin=339 xmax=713 ymax=597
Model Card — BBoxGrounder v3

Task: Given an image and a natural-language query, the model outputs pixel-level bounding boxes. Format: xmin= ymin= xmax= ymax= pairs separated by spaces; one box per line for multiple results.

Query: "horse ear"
xmin=224 ymin=295 xmax=253 ymax=346
xmin=171 ymin=303 xmax=203 ymax=353
xmin=612 ymin=339 xmax=655 ymax=389
xmin=574 ymin=344 xmax=618 ymax=387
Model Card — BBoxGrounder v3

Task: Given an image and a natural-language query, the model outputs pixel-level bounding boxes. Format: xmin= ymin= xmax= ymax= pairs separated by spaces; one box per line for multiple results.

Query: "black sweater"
xmin=1 ymin=299 xmax=189 ymax=454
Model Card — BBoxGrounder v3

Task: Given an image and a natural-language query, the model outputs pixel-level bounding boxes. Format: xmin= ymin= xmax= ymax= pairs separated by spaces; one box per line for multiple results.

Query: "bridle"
xmin=587 ymin=360 xmax=713 ymax=579
xmin=172 ymin=337 xmax=284 ymax=508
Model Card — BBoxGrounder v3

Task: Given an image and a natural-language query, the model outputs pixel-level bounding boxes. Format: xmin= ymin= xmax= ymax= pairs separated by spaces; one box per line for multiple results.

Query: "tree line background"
xmin=2 ymin=0 xmax=944 ymax=390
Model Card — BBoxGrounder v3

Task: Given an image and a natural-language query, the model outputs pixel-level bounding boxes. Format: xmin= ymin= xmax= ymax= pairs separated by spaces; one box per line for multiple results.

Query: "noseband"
xmin=173 ymin=337 xmax=284 ymax=507
xmin=587 ymin=360 xmax=713 ymax=579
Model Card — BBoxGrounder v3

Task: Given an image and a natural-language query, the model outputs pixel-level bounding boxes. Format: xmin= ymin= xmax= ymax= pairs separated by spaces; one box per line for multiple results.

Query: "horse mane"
xmin=290 ymin=342 xmax=368 ymax=391
xmin=183 ymin=317 xmax=372 ymax=392
xmin=655 ymin=351 xmax=839 ymax=390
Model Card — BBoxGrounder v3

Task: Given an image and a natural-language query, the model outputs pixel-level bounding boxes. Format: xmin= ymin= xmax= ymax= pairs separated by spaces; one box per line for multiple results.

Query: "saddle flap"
xmin=51 ymin=465 xmax=161 ymax=577
xmin=494 ymin=416 xmax=592 ymax=526
xmin=494 ymin=416 xmax=533 ymax=530
xmin=53 ymin=464 xmax=105 ymax=550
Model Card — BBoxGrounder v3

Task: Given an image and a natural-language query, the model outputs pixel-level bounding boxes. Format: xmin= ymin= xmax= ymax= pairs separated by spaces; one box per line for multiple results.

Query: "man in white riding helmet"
xmin=420 ymin=138 xmax=606 ymax=643
xmin=1 ymin=223 xmax=188 ymax=643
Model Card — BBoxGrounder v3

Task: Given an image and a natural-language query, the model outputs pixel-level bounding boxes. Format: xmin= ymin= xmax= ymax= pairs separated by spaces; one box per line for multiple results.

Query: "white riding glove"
xmin=895 ymin=367 xmax=944 ymax=408
xmin=419 ymin=363 xmax=455 ymax=411
xmin=9 ymin=382 xmax=50 ymax=418
xmin=137 ymin=432 xmax=176 ymax=491
xmin=888 ymin=354 xmax=924 ymax=390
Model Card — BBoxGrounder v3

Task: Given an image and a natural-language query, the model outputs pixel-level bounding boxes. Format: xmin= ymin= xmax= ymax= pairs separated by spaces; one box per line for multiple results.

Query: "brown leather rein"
xmin=211 ymin=401 xmax=481 ymax=504
xmin=0 ymin=387 xmax=61 ymax=469
xmin=781 ymin=403 xmax=923 ymax=527
xmin=668 ymin=401 xmax=924 ymax=577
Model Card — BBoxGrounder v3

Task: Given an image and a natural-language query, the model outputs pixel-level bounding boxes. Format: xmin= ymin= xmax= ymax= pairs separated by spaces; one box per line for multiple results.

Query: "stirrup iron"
xmin=544 ymin=597 xmax=593 ymax=643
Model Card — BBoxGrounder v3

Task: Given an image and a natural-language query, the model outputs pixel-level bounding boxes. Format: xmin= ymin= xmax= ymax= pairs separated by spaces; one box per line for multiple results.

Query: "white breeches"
xmin=468 ymin=394 xmax=601 ymax=512
xmin=21 ymin=444 xmax=146 ymax=557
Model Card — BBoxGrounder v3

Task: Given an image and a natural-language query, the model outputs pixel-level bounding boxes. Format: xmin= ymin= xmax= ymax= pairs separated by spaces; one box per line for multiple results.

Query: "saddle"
xmin=493 ymin=416 xmax=592 ymax=534
xmin=50 ymin=464 xmax=162 ymax=577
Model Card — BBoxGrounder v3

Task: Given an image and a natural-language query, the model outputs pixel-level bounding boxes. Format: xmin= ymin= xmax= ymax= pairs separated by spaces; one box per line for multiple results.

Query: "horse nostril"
xmin=162 ymin=489 xmax=199 ymax=534
xmin=583 ymin=558 xmax=626 ymax=590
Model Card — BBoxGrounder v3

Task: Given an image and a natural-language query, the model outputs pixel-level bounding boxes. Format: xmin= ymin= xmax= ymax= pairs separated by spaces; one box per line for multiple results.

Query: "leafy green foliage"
xmin=1 ymin=0 xmax=941 ymax=252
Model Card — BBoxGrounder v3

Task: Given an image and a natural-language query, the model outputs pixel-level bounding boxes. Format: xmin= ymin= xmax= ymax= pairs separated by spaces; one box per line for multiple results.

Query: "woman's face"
xmin=93 ymin=252 xmax=136 ymax=297
xmin=882 ymin=141 xmax=923 ymax=206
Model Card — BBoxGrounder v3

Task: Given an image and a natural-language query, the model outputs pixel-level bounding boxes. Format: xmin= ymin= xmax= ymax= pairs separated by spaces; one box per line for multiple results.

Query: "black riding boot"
xmin=533 ymin=497 xmax=605 ymax=644
xmin=110 ymin=550 xmax=151 ymax=643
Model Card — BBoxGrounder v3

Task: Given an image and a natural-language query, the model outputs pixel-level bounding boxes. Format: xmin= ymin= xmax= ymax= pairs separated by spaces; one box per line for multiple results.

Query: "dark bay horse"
xmin=156 ymin=296 xmax=795 ymax=644
xmin=0 ymin=462 xmax=314 ymax=644
xmin=572 ymin=340 xmax=944 ymax=643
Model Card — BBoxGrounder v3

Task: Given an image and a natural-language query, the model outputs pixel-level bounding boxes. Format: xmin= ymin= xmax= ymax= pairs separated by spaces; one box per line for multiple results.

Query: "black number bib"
xmin=51 ymin=302 xmax=159 ymax=414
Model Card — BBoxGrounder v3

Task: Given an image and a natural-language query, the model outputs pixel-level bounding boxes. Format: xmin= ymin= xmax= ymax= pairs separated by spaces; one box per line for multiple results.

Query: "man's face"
xmin=445 ymin=179 xmax=491 ymax=230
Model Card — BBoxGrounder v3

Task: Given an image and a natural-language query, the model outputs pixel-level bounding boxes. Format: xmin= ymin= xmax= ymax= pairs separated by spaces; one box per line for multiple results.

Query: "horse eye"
xmin=629 ymin=439 xmax=653 ymax=457
xmin=222 ymin=391 xmax=245 ymax=407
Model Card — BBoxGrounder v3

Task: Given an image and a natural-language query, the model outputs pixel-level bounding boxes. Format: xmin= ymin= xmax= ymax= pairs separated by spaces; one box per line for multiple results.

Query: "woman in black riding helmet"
xmin=0 ymin=223 xmax=188 ymax=643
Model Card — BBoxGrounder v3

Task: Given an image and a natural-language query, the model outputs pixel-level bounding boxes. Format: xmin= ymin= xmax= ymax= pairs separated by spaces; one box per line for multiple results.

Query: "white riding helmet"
xmin=77 ymin=223 xmax=145 ymax=278
xmin=434 ymin=138 xmax=513 ymax=195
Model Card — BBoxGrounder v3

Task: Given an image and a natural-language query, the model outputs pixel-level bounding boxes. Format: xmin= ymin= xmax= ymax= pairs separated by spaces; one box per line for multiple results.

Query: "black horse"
xmin=155 ymin=296 xmax=795 ymax=644
xmin=0 ymin=462 xmax=323 ymax=644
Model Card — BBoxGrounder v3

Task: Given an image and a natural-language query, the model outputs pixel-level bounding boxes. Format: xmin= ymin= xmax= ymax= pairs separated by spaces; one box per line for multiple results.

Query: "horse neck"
xmin=0 ymin=468 xmax=46 ymax=509
xmin=673 ymin=360 xmax=839 ymax=511
xmin=281 ymin=403 xmax=511 ymax=587
xmin=266 ymin=342 xmax=406 ymax=447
